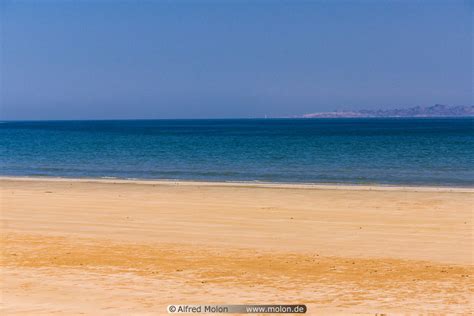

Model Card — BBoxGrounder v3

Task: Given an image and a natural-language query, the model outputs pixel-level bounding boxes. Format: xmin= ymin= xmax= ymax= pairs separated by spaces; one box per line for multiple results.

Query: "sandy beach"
xmin=1 ymin=177 xmax=473 ymax=315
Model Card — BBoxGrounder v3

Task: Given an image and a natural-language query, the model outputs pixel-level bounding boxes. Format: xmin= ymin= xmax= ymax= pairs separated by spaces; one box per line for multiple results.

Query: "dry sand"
xmin=0 ymin=177 xmax=473 ymax=315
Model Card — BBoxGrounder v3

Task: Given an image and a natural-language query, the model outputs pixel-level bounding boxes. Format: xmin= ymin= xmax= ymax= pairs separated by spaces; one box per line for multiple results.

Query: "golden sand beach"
xmin=1 ymin=177 xmax=473 ymax=315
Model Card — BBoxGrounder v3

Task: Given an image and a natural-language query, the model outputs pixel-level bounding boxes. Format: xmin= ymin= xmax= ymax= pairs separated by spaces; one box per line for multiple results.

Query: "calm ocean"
xmin=1 ymin=118 xmax=473 ymax=186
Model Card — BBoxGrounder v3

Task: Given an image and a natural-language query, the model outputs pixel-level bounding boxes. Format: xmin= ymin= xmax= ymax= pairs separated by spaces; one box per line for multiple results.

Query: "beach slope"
xmin=1 ymin=178 xmax=473 ymax=314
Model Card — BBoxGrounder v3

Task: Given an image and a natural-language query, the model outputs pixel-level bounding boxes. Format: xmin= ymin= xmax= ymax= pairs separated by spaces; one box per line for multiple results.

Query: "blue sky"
xmin=0 ymin=0 xmax=472 ymax=119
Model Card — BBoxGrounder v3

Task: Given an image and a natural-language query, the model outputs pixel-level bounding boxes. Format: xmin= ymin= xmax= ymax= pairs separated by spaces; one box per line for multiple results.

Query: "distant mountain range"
xmin=298 ymin=104 xmax=474 ymax=118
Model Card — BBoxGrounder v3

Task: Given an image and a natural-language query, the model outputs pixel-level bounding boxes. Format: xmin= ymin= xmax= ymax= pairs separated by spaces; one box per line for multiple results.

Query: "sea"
xmin=1 ymin=118 xmax=473 ymax=187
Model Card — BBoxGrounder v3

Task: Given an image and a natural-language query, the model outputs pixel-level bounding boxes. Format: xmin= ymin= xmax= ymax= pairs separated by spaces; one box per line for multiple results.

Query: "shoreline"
xmin=1 ymin=175 xmax=473 ymax=193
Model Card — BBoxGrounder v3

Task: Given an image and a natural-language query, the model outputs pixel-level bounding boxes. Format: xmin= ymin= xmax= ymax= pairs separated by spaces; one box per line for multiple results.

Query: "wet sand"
xmin=1 ymin=177 xmax=473 ymax=314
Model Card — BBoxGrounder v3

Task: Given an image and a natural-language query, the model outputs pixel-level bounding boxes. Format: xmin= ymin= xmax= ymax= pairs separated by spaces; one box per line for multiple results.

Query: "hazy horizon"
xmin=1 ymin=1 xmax=472 ymax=120
xmin=1 ymin=103 xmax=473 ymax=121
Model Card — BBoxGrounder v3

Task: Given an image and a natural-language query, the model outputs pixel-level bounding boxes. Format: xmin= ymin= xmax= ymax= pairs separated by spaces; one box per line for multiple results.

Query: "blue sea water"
xmin=0 ymin=118 xmax=473 ymax=186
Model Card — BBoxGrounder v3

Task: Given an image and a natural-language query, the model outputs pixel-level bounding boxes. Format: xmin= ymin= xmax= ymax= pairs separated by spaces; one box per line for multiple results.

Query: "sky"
xmin=0 ymin=0 xmax=472 ymax=120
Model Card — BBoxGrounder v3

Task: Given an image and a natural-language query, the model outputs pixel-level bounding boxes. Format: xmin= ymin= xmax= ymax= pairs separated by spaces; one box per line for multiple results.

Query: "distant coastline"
xmin=297 ymin=104 xmax=474 ymax=118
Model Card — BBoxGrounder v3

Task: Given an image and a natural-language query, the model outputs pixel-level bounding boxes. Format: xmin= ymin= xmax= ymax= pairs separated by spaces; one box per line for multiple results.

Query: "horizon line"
xmin=2 ymin=116 xmax=474 ymax=122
